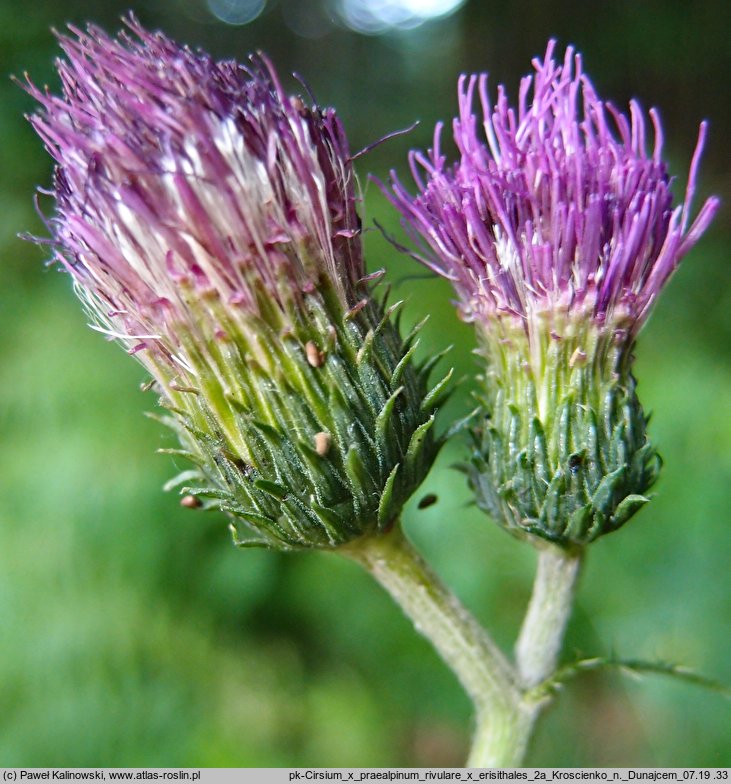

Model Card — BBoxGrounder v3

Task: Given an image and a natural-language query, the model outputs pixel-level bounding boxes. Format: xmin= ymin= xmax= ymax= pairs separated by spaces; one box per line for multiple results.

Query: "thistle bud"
xmin=386 ymin=41 xmax=719 ymax=546
xmin=27 ymin=18 xmax=445 ymax=550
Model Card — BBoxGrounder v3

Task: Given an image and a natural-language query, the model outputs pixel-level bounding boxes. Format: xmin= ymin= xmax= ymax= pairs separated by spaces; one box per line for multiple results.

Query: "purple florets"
xmin=24 ymin=18 xmax=446 ymax=550
xmin=26 ymin=16 xmax=363 ymax=365
xmin=387 ymin=40 xmax=719 ymax=334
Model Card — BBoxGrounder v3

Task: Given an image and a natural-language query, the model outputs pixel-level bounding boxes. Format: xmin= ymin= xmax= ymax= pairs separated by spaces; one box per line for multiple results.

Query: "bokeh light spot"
xmin=338 ymin=0 xmax=466 ymax=34
xmin=207 ymin=0 xmax=266 ymax=26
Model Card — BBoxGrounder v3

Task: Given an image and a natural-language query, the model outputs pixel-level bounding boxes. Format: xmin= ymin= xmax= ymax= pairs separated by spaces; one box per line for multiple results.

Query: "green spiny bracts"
xmin=28 ymin=19 xmax=447 ymax=551
xmin=466 ymin=316 xmax=660 ymax=546
xmin=161 ymin=278 xmax=445 ymax=550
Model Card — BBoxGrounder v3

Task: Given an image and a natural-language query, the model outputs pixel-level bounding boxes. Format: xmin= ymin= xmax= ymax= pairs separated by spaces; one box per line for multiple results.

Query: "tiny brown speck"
xmin=306 ymin=340 xmax=325 ymax=367
xmin=314 ymin=431 xmax=332 ymax=456
xmin=181 ymin=495 xmax=202 ymax=509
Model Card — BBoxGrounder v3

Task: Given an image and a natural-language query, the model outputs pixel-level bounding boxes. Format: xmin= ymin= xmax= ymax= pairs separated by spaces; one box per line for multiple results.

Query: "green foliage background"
xmin=1 ymin=0 xmax=730 ymax=767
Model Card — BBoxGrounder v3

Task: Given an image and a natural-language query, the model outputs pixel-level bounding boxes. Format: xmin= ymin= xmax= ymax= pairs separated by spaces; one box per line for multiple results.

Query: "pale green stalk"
xmin=467 ymin=701 xmax=539 ymax=768
xmin=341 ymin=524 xmax=518 ymax=711
xmin=341 ymin=524 xmax=582 ymax=767
xmin=468 ymin=545 xmax=583 ymax=766
xmin=515 ymin=545 xmax=583 ymax=688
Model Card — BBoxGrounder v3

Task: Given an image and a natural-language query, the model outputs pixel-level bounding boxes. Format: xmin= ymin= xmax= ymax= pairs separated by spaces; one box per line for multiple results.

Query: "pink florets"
xmin=26 ymin=16 xmax=363 ymax=368
xmin=386 ymin=40 xmax=719 ymax=334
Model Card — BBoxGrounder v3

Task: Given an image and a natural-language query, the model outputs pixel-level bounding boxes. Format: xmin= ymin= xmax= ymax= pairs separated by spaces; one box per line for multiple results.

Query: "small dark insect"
xmin=568 ymin=454 xmax=583 ymax=474
xmin=417 ymin=493 xmax=438 ymax=510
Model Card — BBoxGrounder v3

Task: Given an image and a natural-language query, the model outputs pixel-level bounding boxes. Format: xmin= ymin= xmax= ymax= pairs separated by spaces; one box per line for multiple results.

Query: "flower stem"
xmin=341 ymin=523 xmax=517 ymax=709
xmin=515 ymin=544 xmax=583 ymax=688
xmin=469 ymin=544 xmax=583 ymax=766
xmin=340 ymin=525 xmax=583 ymax=767
xmin=467 ymin=702 xmax=538 ymax=768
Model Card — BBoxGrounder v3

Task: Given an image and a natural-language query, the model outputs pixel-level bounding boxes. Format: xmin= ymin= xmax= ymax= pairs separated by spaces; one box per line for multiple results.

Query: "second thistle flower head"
xmin=27 ymin=18 xmax=444 ymax=550
xmin=389 ymin=39 xmax=718 ymax=338
xmin=388 ymin=41 xmax=719 ymax=546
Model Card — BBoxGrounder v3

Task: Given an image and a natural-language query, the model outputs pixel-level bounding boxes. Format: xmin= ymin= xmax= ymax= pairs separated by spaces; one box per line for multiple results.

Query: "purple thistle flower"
xmin=385 ymin=41 xmax=720 ymax=546
xmin=25 ymin=18 xmax=444 ymax=550
xmin=387 ymin=40 xmax=719 ymax=335
xmin=26 ymin=15 xmax=364 ymax=373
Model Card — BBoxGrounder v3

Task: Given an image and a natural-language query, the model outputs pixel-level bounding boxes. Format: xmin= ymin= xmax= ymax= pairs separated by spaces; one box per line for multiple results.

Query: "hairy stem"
xmin=515 ymin=544 xmax=583 ymax=688
xmin=341 ymin=523 xmax=517 ymax=710
xmin=469 ymin=544 xmax=583 ymax=766
xmin=340 ymin=523 xmax=530 ymax=765
xmin=341 ymin=526 xmax=584 ymax=767
xmin=467 ymin=703 xmax=538 ymax=768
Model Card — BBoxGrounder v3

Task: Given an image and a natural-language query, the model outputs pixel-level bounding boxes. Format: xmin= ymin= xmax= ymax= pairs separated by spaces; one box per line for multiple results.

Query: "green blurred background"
xmin=1 ymin=0 xmax=730 ymax=768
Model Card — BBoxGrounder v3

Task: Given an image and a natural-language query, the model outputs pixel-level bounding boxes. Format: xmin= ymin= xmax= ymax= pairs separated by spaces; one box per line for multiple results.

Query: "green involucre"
xmin=155 ymin=277 xmax=446 ymax=550
xmin=467 ymin=316 xmax=660 ymax=546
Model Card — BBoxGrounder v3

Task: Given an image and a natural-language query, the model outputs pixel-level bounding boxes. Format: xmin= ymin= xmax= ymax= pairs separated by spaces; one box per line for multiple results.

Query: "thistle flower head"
xmin=26 ymin=18 xmax=443 ymax=550
xmin=388 ymin=39 xmax=719 ymax=337
xmin=386 ymin=41 xmax=719 ymax=546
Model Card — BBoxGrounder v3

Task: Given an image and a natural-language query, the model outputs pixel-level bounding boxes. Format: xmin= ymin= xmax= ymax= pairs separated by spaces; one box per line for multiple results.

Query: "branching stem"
xmin=339 ymin=524 xmax=583 ymax=767
xmin=341 ymin=523 xmax=518 ymax=711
